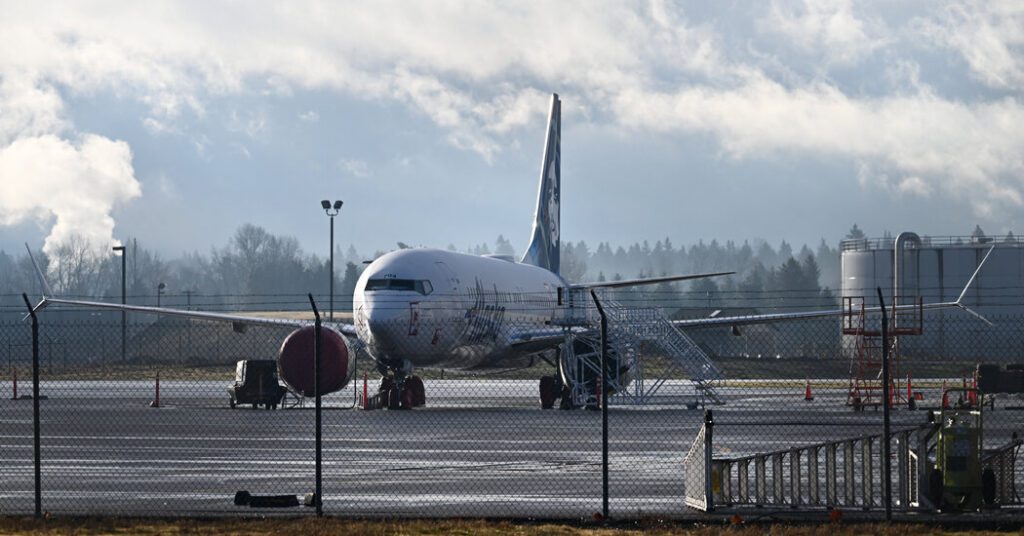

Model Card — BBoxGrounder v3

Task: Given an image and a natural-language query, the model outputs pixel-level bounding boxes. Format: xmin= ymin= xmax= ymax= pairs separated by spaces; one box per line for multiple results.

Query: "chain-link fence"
xmin=1 ymin=298 xmax=1023 ymax=519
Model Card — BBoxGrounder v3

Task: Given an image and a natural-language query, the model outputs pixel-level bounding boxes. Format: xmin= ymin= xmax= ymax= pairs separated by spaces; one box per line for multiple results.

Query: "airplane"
xmin=25 ymin=93 xmax=993 ymax=410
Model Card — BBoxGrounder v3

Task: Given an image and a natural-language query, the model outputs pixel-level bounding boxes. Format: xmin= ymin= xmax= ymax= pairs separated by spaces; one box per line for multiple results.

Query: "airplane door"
xmin=408 ymin=301 xmax=420 ymax=336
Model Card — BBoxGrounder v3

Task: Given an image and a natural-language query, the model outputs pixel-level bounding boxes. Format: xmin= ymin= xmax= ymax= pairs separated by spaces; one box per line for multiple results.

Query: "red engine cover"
xmin=277 ymin=326 xmax=350 ymax=397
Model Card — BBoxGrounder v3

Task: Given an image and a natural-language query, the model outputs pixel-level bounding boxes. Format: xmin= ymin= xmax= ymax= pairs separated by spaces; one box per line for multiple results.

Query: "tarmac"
xmin=0 ymin=379 xmax=1022 ymax=517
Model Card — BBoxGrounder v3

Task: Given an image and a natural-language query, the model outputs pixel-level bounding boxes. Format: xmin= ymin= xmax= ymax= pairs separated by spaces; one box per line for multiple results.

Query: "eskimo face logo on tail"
xmin=546 ymin=147 xmax=559 ymax=245
xmin=521 ymin=93 xmax=561 ymax=274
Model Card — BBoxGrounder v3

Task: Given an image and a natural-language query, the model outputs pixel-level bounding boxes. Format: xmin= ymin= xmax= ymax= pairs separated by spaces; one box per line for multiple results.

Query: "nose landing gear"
xmin=376 ymin=373 xmax=426 ymax=410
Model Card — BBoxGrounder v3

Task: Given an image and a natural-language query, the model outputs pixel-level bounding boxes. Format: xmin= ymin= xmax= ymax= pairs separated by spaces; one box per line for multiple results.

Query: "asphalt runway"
xmin=1 ymin=379 xmax=1022 ymax=517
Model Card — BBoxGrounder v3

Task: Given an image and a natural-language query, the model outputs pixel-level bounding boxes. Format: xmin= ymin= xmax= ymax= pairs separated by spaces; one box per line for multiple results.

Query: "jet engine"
xmin=277 ymin=326 xmax=354 ymax=397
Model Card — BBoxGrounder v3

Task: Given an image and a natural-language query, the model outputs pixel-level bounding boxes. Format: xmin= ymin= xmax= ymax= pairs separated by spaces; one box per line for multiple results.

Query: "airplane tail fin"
xmin=521 ymin=93 xmax=561 ymax=274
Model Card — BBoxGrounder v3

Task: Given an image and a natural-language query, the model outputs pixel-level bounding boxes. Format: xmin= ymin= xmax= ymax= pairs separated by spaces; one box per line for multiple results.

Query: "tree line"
xmin=2 ymin=222 xmax=997 ymax=320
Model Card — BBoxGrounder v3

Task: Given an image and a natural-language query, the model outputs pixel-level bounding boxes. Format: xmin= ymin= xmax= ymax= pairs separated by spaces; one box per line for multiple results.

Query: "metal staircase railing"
xmin=560 ymin=290 xmax=725 ymax=406
xmin=602 ymin=295 xmax=724 ymax=405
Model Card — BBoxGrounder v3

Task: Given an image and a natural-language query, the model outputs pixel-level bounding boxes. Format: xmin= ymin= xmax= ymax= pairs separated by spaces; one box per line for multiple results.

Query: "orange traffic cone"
xmin=804 ymin=379 xmax=814 ymax=402
xmin=970 ymin=375 xmax=978 ymax=406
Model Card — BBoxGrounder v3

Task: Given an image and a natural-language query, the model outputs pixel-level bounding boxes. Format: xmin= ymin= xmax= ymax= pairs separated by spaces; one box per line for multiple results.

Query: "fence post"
xmin=877 ymin=288 xmax=893 ymax=521
xmin=704 ymin=409 xmax=714 ymax=512
xmin=590 ymin=290 xmax=609 ymax=520
xmin=308 ymin=294 xmax=323 ymax=517
xmin=21 ymin=294 xmax=42 ymax=519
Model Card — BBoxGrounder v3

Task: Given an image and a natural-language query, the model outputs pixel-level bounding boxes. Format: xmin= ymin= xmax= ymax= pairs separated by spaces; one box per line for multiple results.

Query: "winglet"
xmin=956 ymin=245 xmax=995 ymax=305
xmin=22 ymin=243 xmax=53 ymax=322
xmin=24 ymin=243 xmax=54 ymax=298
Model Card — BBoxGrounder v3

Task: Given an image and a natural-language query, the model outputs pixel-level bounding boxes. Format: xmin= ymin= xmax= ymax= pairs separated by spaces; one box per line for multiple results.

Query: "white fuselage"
xmin=353 ymin=248 xmax=565 ymax=369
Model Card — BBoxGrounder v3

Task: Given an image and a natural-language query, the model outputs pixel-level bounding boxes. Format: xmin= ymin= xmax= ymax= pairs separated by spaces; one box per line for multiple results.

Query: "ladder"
xmin=842 ymin=296 xmax=922 ymax=409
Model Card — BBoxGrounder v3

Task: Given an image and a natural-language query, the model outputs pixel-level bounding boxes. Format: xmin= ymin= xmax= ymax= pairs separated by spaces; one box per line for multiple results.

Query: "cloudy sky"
xmin=0 ymin=1 xmax=1022 ymax=260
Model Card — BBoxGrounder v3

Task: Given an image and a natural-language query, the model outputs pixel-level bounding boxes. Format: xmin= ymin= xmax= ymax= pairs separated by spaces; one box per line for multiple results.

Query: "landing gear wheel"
xmin=401 ymin=386 xmax=414 ymax=410
xmin=385 ymin=387 xmax=402 ymax=410
xmin=229 ymin=398 xmax=236 ymax=409
xmin=405 ymin=376 xmax=426 ymax=407
xmin=539 ymin=376 xmax=557 ymax=409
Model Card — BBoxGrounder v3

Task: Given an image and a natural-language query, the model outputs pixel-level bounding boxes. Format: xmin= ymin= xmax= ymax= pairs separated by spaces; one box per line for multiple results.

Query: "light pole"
xmin=321 ymin=199 xmax=343 ymax=321
xmin=112 ymin=246 xmax=126 ymax=362
xmin=157 ymin=282 xmax=165 ymax=307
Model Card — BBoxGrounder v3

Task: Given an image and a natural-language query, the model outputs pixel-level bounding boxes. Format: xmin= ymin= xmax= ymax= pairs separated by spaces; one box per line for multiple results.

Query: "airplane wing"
xmin=24 ymin=244 xmax=357 ymax=336
xmin=37 ymin=296 xmax=357 ymax=336
xmin=675 ymin=245 xmax=995 ymax=330
xmin=514 ymin=245 xmax=995 ymax=350
xmin=673 ymin=299 xmax=988 ymax=330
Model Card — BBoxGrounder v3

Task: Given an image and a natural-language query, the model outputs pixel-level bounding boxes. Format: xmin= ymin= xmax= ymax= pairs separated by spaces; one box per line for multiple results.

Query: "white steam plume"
xmin=0 ymin=134 xmax=140 ymax=255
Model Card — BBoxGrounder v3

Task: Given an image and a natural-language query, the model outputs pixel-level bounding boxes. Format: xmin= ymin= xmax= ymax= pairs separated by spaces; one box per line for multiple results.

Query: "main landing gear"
xmin=539 ymin=375 xmax=572 ymax=410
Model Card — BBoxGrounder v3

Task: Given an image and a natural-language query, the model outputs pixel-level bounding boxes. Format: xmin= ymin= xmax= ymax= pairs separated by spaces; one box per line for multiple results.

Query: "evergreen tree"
xmin=845 ymin=224 xmax=866 ymax=239
xmin=494 ymin=235 xmax=515 ymax=257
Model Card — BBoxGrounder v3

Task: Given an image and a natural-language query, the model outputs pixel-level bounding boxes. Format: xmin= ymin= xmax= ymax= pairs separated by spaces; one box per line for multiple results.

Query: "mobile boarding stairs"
xmin=554 ymin=288 xmax=724 ymax=408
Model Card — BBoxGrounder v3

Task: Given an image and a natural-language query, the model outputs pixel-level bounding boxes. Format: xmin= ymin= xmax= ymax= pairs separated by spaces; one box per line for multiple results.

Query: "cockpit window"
xmin=365 ymin=278 xmax=433 ymax=295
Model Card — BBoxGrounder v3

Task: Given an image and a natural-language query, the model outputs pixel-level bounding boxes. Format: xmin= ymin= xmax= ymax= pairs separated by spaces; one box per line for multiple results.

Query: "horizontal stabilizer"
xmin=572 ymin=271 xmax=734 ymax=290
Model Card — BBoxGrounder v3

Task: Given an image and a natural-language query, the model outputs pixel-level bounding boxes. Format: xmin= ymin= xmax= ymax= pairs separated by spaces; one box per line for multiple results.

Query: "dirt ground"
xmin=0 ymin=518 xmax=1022 ymax=536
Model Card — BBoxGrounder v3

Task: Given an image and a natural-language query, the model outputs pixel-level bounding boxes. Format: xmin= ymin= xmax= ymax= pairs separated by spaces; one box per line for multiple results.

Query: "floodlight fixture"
xmin=321 ymin=199 xmax=344 ymax=320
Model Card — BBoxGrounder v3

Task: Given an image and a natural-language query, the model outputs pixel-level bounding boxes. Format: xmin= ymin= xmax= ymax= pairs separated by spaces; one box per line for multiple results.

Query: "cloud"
xmin=913 ymin=2 xmax=1024 ymax=90
xmin=0 ymin=78 xmax=67 ymax=146
xmin=340 ymin=158 xmax=371 ymax=179
xmin=761 ymin=0 xmax=886 ymax=65
xmin=0 ymin=134 xmax=141 ymax=255
xmin=1 ymin=1 xmax=1023 ymax=239
xmin=614 ymin=76 xmax=1024 ymax=216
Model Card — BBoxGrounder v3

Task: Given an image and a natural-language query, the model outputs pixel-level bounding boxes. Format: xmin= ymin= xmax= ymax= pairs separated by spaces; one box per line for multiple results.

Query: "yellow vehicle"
xmin=929 ymin=388 xmax=996 ymax=511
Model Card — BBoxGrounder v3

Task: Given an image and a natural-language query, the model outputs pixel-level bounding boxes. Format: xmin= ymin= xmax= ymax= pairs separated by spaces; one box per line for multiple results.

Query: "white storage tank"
xmin=841 ymin=234 xmax=1024 ymax=361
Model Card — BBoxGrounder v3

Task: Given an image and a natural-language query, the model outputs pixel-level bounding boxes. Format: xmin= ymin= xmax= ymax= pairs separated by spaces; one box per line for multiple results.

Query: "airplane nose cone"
xmin=363 ymin=299 xmax=406 ymax=352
